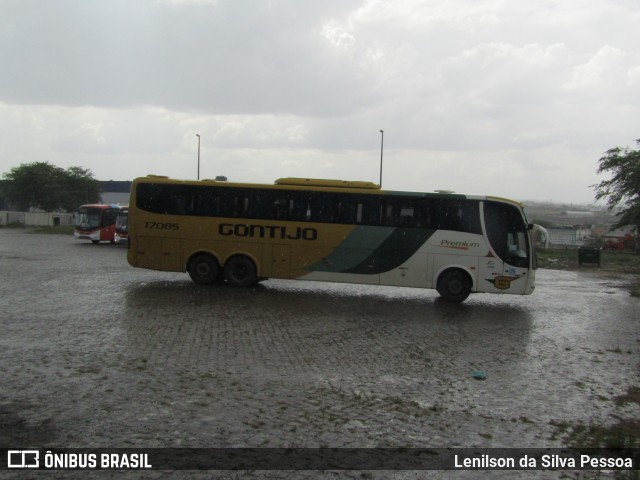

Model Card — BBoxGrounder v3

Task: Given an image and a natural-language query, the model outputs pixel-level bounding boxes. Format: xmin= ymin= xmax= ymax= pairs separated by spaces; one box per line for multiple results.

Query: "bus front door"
xmin=482 ymin=202 xmax=531 ymax=295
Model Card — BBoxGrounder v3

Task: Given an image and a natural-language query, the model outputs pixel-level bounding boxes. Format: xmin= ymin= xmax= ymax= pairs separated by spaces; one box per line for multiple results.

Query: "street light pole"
xmin=379 ymin=129 xmax=384 ymax=187
xmin=196 ymin=134 xmax=201 ymax=180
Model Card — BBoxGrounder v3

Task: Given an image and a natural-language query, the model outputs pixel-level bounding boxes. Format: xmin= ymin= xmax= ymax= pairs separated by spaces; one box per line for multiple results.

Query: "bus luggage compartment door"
xmin=265 ymin=244 xmax=290 ymax=279
xmin=161 ymin=238 xmax=182 ymax=272
xmin=136 ymin=236 xmax=182 ymax=272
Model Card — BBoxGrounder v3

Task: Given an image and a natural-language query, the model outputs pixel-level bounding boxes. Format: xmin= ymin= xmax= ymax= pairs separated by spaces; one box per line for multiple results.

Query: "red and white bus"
xmin=74 ymin=204 xmax=121 ymax=244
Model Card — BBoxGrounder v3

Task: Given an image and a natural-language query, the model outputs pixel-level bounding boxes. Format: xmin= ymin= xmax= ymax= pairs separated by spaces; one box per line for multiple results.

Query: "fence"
xmin=0 ymin=211 xmax=74 ymax=227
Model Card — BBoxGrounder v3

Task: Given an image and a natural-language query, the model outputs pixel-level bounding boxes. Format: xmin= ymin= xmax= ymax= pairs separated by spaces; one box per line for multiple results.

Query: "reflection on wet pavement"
xmin=0 ymin=230 xmax=638 ymax=473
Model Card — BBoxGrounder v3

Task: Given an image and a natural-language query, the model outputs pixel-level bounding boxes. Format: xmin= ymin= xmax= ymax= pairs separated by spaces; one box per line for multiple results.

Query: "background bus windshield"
xmin=75 ymin=209 xmax=101 ymax=230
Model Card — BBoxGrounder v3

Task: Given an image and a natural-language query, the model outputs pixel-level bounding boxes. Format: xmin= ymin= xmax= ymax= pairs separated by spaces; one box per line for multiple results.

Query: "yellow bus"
xmin=127 ymin=175 xmax=536 ymax=302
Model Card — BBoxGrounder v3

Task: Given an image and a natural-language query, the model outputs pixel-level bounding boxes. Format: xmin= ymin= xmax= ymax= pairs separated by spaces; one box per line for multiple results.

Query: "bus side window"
xmin=249 ymin=190 xmax=272 ymax=220
xmin=136 ymin=183 xmax=165 ymax=214
xmin=359 ymin=197 xmax=382 ymax=225
xmin=383 ymin=198 xmax=421 ymax=227
xmin=273 ymin=198 xmax=289 ymax=220
xmin=219 ymin=189 xmax=247 ymax=218
xmin=308 ymin=193 xmax=333 ymax=222
xmin=435 ymin=199 xmax=481 ymax=234
xmin=102 ymin=208 xmax=119 ymax=226
xmin=336 ymin=196 xmax=358 ymax=224
xmin=169 ymin=192 xmax=191 ymax=215
xmin=423 ymin=200 xmax=435 ymax=228
xmin=400 ymin=207 xmax=416 ymax=227
xmin=383 ymin=201 xmax=395 ymax=226
xmin=194 ymin=187 xmax=219 ymax=217
xmin=138 ymin=183 xmax=190 ymax=216
xmin=460 ymin=200 xmax=481 ymax=234
xmin=439 ymin=201 xmax=461 ymax=231
xmin=290 ymin=192 xmax=310 ymax=221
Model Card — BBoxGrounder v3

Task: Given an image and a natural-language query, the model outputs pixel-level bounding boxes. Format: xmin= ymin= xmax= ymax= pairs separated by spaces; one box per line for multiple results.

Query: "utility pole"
xmin=196 ymin=134 xmax=201 ymax=180
xmin=379 ymin=129 xmax=384 ymax=187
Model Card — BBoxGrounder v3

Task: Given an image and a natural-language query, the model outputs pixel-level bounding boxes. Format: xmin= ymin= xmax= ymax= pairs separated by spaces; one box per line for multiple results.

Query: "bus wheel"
xmin=188 ymin=254 xmax=220 ymax=285
xmin=224 ymin=256 xmax=257 ymax=287
xmin=91 ymin=240 xmax=99 ymax=244
xmin=437 ymin=269 xmax=471 ymax=303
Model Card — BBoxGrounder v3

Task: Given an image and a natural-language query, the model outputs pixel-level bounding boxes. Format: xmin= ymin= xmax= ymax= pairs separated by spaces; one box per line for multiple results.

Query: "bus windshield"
xmin=483 ymin=201 xmax=531 ymax=268
xmin=75 ymin=208 xmax=101 ymax=230
xmin=115 ymin=211 xmax=128 ymax=234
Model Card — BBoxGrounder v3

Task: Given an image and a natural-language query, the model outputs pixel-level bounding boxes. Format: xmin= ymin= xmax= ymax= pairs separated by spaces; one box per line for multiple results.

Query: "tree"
xmin=593 ymin=139 xmax=640 ymax=252
xmin=61 ymin=166 xmax=102 ymax=212
xmin=2 ymin=162 xmax=101 ymax=212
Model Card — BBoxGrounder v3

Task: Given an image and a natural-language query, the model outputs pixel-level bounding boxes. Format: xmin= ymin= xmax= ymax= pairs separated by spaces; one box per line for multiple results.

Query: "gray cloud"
xmin=1 ymin=0 xmax=372 ymax=115
xmin=1 ymin=0 xmax=639 ymax=202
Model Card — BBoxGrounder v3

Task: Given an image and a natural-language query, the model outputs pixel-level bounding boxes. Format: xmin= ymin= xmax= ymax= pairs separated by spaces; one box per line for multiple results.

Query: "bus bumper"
xmin=75 ymin=230 xmax=100 ymax=241
xmin=525 ymin=269 xmax=536 ymax=295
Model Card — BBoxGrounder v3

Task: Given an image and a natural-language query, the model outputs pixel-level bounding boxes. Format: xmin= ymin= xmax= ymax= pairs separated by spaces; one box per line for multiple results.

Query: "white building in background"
xmin=547 ymin=227 xmax=592 ymax=248
xmin=560 ymin=211 xmax=595 ymax=218
xmin=0 ymin=211 xmax=73 ymax=226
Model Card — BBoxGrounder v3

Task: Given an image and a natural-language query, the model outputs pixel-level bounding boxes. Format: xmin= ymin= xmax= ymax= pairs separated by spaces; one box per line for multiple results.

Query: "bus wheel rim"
xmin=196 ymin=263 xmax=211 ymax=277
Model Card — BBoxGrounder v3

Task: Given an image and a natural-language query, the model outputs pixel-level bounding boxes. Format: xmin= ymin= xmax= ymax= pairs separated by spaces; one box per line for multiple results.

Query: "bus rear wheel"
xmin=437 ymin=269 xmax=471 ymax=303
xmin=188 ymin=254 xmax=220 ymax=285
xmin=224 ymin=256 xmax=257 ymax=287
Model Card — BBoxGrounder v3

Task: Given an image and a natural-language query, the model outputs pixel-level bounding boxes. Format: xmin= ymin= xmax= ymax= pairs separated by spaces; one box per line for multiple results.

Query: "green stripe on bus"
xmin=309 ymin=226 xmax=435 ymax=275
xmin=343 ymin=228 xmax=436 ymax=274
xmin=309 ymin=226 xmax=395 ymax=273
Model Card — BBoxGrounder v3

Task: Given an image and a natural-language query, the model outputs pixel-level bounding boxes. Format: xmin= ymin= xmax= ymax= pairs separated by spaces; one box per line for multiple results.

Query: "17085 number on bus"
xmin=145 ymin=222 xmax=179 ymax=230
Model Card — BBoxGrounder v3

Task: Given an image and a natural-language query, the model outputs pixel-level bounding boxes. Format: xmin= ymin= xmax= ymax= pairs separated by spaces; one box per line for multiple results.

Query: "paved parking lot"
xmin=1 ymin=229 xmax=638 ymax=479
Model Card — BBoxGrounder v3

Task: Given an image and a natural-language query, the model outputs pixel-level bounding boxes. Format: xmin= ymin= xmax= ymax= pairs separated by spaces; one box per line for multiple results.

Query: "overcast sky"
xmin=1 ymin=0 xmax=639 ymax=204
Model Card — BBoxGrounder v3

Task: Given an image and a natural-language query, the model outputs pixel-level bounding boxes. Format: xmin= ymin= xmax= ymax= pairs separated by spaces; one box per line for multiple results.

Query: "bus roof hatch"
xmin=275 ymin=178 xmax=381 ymax=190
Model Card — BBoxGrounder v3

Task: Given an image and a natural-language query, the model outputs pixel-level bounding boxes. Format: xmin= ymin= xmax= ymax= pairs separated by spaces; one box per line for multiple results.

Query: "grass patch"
xmin=27 ymin=225 xmax=75 ymax=235
xmin=550 ymin=385 xmax=640 ymax=478
xmin=559 ymin=418 xmax=640 ymax=449
xmin=0 ymin=222 xmax=26 ymax=228
xmin=549 ymin=385 xmax=640 ymax=478
xmin=614 ymin=387 xmax=640 ymax=408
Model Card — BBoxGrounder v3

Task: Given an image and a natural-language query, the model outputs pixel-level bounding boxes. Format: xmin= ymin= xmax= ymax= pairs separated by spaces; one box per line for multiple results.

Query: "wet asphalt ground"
xmin=0 ymin=228 xmax=638 ymax=479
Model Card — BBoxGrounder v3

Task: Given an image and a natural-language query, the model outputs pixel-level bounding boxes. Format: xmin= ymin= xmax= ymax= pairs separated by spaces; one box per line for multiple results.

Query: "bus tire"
xmin=91 ymin=240 xmax=99 ymax=244
xmin=188 ymin=254 xmax=220 ymax=285
xmin=224 ymin=256 xmax=257 ymax=287
xmin=437 ymin=269 xmax=471 ymax=303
